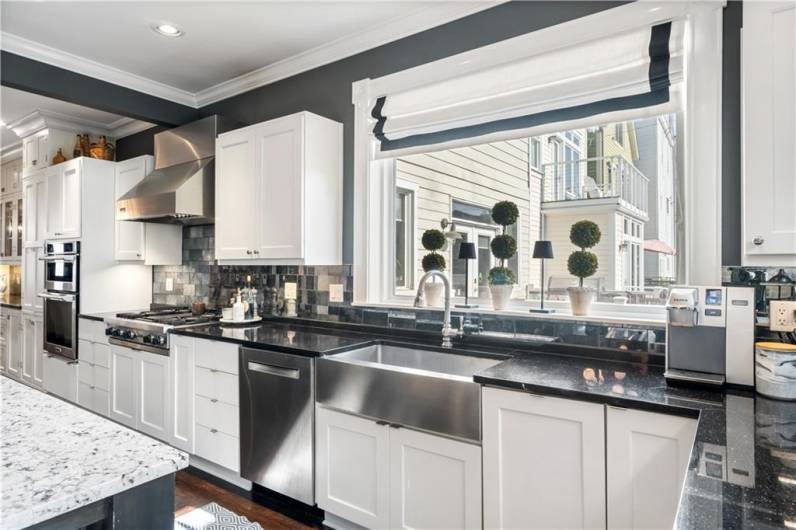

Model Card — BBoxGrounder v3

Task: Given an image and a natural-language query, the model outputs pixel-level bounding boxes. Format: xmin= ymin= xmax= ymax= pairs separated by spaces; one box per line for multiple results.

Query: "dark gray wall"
xmin=0 ymin=51 xmax=198 ymax=126
xmin=197 ymin=1 xmax=628 ymax=263
xmin=722 ymin=1 xmax=743 ymax=265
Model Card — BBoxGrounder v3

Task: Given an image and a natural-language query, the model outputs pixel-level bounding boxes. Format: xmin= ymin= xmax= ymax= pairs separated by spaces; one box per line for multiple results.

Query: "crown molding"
xmin=108 ymin=117 xmax=156 ymax=139
xmin=1 ymin=2 xmax=503 ymax=110
xmin=7 ymin=109 xmax=153 ymax=139
xmin=0 ymin=142 xmax=23 ymax=163
xmin=194 ymin=1 xmax=503 ymax=107
xmin=1 ymin=32 xmax=197 ymax=107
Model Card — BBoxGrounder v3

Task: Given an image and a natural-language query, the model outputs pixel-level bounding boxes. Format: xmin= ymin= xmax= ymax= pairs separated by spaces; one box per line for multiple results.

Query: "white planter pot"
xmin=567 ymin=286 xmax=595 ymax=316
xmin=489 ymin=284 xmax=513 ymax=311
xmin=423 ymin=282 xmax=445 ymax=308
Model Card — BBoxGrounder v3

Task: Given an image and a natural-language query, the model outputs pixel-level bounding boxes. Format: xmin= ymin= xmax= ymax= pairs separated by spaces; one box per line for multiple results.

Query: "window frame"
xmin=393 ymin=179 xmax=417 ymax=292
xmin=352 ymin=1 xmax=724 ymax=322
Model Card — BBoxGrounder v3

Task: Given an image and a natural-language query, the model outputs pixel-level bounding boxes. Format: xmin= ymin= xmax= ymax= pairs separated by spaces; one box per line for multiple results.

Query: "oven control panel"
xmin=106 ymin=326 xmax=168 ymax=353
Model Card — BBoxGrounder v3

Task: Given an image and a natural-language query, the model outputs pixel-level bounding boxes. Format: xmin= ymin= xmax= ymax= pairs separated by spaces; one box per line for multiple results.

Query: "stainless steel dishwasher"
xmin=240 ymin=347 xmax=315 ymax=505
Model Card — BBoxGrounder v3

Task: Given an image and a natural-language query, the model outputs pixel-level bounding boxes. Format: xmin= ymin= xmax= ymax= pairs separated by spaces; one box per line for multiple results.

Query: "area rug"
xmin=175 ymin=502 xmax=263 ymax=530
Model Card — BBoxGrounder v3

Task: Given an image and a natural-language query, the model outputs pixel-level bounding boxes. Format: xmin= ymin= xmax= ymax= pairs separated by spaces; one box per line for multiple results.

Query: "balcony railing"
xmin=541 ymin=155 xmax=649 ymax=214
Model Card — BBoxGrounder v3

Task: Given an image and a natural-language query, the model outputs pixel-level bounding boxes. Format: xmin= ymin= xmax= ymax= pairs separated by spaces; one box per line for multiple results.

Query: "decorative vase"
xmin=567 ymin=286 xmax=595 ymax=316
xmin=52 ymin=148 xmax=67 ymax=165
xmin=489 ymin=284 xmax=513 ymax=311
xmin=423 ymin=282 xmax=445 ymax=307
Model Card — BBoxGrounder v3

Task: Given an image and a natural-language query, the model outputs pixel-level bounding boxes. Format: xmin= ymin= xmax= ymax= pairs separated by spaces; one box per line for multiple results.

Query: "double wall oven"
xmin=38 ymin=240 xmax=79 ymax=360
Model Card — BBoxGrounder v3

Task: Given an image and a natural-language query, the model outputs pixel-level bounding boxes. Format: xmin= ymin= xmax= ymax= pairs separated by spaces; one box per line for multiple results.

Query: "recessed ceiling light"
xmin=152 ymin=23 xmax=183 ymax=37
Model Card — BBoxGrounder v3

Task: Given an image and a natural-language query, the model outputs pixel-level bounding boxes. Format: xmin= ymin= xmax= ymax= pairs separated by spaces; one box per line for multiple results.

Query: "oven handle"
xmin=39 ymin=255 xmax=77 ymax=262
xmin=38 ymin=292 xmax=76 ymax=302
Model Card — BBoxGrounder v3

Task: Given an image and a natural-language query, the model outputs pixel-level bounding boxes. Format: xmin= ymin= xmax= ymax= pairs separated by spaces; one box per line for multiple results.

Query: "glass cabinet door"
xmin=16 ymin=198 xmax=22 ymax=258
xmin=3 ymin=200 xmax=13 ymax=258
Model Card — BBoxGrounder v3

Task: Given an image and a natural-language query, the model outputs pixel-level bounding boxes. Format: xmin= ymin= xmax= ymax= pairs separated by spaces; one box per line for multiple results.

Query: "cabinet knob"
xmin=246 ymin=250 xmax=253 ymax=255
xmin=210 ymin=428 xmax=218 ymax=434
xmin=753 ymin=236 xmax=764 ymax=246
xmin=253 ymin=250 xmax=259 ymax=255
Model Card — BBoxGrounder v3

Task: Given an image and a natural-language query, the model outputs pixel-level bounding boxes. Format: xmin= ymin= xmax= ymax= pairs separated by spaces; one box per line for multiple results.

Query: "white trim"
xmin=0 ymin=32 xmax=196 ymax=107
xmin=194 ymin=1 xmax=504 ymax=107
xmin=353 ymin=0 xmax=726 ymax=317
xmin=6 ymin=109 xmax=153 ymax=140
xmin=0 ymin=2 xmax=503 ymax=109
xmin=0 ymin=142 xmax=22 ymax=163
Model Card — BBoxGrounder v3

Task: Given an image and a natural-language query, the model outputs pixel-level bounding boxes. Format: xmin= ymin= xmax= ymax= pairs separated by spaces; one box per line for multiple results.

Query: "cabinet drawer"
xmin=194 ymin=339 xmax=239 ymax=375
xmin=196 ymin=395 xmax=239 ymax=437
xmin=93 ymin=364 xmax=109 ymax=391
xmin=195 ymin=365 xmax=239 ymax=406
xmin=93 ymin=388 xmax=109 ymax=417
xmin=92 ymin=344 xmax=110 ymax=368
xmin=79 ymin=319 xmax=107 ymax=343
xmin=78 ymin=362 xmax=109 ymax=390
xmin=78 ymin=362 xmax=93 ymax=386
xmin=195 ymin=423 xmax=239 ymax=472
xmin=78 ymin=381 xmax=93 ymax=409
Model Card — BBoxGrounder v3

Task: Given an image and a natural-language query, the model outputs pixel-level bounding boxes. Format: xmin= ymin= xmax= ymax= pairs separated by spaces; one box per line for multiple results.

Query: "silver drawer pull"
xmin=210 ymin=398 xmax=218 ymax=403
xmin=210 ymin=428 xmax=218 ymax=434
xmin=247 ymin=361 xmax=300 ymax=380
xmin=209 ymin=368 xmax=218 ymax=373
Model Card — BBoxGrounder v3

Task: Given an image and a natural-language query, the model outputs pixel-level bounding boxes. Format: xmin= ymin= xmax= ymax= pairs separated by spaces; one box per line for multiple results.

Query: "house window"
xmin=394 ymin=186 xmax=414 ymax=290
xmin=530 ymin=139 xmax=542 ymax=171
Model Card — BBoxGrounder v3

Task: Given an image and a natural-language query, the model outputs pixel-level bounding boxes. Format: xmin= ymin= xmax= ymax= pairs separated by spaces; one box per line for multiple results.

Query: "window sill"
xmin=354 ymin=301 xmax=666 ymax=328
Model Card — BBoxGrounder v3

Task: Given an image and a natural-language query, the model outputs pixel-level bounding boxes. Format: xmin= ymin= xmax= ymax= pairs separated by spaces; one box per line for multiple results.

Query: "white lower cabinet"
xmin=21 ymin=313 xmax=43 ymax=387
xmin=77 ymin=340 xmax=110 ymax=416
xmin=316 ymin=406 xmax=481 ymax=530
xmin=606 ymin=406 xmax=697 ymax=530
xmin=170 ymin=334 xmax=195 ymax=452
xmin=483 ymin=388 xmax=606 ymax=530
xmin=109 ymin=344 xmax=170 ymax=441
xmin=3 ymin=309 xmax=23 ymax=379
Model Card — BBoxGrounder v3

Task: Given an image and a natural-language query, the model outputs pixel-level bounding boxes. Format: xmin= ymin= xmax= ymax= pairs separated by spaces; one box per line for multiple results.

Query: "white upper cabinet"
xmin=483 ymin=387 xmax=606 ymax=530
xmin=21 ymin=128 xmax=75 ymax=177
xmin=216 ymin=111 xmax=343 ymax=265
xmin=22 ymin=171 xmax=47 ymax=246
xmin=1 ymin=158 xmax=22 ymax=197
xmin=742 ymin=1 xmax=796 ymax=264
xmin=606 ymin=406 xmax=697 ymax=530
xmin=114 ymin=155 xmax=182 ymax=264
xmin=46 ymin=159 xmax=81 ymax=239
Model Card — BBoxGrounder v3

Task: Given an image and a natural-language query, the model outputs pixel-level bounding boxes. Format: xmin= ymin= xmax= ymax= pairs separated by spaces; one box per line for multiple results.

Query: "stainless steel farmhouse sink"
xmin=316 ymin=343 xmax=504 ymax=442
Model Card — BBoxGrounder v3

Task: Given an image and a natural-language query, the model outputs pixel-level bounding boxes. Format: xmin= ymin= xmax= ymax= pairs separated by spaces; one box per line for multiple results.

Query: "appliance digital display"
xmin=705 ymin=289 xmax=723 ymax=306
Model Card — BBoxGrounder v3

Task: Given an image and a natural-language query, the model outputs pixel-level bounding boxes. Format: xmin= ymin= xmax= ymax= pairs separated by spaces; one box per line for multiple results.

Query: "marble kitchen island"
xmin=0 ymin=376 xmax=188 ymax=530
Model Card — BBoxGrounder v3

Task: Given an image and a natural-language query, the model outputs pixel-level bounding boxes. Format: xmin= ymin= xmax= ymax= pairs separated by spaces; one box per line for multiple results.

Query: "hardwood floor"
xmin=175 ymin=470 xmax=313 ymax=530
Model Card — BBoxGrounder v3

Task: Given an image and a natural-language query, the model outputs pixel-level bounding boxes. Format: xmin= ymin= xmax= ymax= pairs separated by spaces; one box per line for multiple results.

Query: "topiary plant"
xmin=421 ymin=229 xmax=447 ymax=272
xmin=567 ymin=220 xmax=601 ymax=287
xmin=488 ymin=201 xmax=519 ymax=286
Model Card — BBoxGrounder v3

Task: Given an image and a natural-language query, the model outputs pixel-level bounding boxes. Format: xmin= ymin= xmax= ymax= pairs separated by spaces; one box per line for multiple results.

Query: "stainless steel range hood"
xmin=116 ymin=115 xmax=242 ymax=224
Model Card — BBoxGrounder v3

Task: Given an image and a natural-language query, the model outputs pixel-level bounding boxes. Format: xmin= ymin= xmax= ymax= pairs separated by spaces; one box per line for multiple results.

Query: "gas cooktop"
xmin=105 ymin=306 xmax=220 ymax=353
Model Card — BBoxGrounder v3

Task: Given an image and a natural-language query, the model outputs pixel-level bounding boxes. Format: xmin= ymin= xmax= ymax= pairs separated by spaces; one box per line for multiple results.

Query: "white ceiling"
xmin=0 ymin=86 xmax=145 ymax=151
xmin=0 ymin=1 xmax=498 ymax=107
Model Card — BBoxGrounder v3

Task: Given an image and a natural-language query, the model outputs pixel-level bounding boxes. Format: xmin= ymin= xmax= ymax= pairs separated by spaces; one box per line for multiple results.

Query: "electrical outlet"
xmin=165 ymin=278 xmax=174 ymax=292
xmin=284 ymin=282 xmax=297 ymax=300
xmin=770 ymin=301 xmax=796 ymax=332
xmin=329 ymin=284 xmax=344 ymax=303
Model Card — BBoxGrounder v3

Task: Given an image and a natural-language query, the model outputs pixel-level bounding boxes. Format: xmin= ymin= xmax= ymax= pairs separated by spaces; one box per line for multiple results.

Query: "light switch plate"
xmin=770 ymin=301 xmax=796 ymax=332
xmin=165 ymin=278 xmax=173 ymax=292
xmin=329 ymin=284 xmax=344 ymax=303
xmin=284 ymin=282 xmax=297 ymax=300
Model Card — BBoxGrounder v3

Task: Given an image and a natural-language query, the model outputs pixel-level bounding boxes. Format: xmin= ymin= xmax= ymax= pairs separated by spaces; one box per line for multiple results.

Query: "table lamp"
xmin=531 ymin=240 xmax=554 ymax=313
xmin=455 ymin=242 xmax=478 ymax=308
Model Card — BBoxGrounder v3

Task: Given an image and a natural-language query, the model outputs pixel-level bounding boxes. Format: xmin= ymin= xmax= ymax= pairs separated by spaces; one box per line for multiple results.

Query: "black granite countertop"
xmin=170 ymin=321 xmax=376 ymax=357
xmin=475 ymin=354 xmax=796 ymax=529
xmin=1 ymin=294 xmax=21 ymax=310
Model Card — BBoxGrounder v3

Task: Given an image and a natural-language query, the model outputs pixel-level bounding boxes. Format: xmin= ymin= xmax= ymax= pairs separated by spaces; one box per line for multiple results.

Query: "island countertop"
xmin=0 ymin=376 xmax=189 ymax=530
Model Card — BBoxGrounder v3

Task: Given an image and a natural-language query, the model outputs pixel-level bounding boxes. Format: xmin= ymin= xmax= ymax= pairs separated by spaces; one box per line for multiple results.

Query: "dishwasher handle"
xmin=247 ymin=360 xmax=301 ymax=380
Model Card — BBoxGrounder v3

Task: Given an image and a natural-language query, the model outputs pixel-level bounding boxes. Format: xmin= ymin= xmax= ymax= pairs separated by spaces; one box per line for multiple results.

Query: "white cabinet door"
xmin=483 ymin=387 xmax=606 ymax=530
xmin=42 ymin=352 xmax=78 ymax=402
xmin=110 ymin=345 xmax=138 ymax=427
xmin=215 ymin=129 xmax=257 ymax=260
xmin=742 ymin=2 xmax=796 ymax=260
xmin=0 ymin=314 xmax=8 ymax=374
xmin=138 ymin=350 xmax=170 ymax=441
xmin=21 ymin=314 xmax=43 ymax=387
xmin=22 ymin=246 xmax=44 ymax=313
xmin=254 ymin=115 xmax=304 ymax=260
xmin=389 ymin=425 xmax=482 ymax=530
xmin=77 ymin=339 xmax=94 ymax=410
xmin=45 ymin=166 xmax=63 ymax=239
xmin=6 ymin=312 xmax=23 ymax=379
xmin=23 ymin=172 xmax=47 ymax=246
xmin=606 ymin=407 xmax=697 ymax=530
xmin=171 ymin=335 xmax=195 ymax=452
xmin=45 ymin=161 xmax=81 ymax=239
xmin=114 ymin=157 xmax=150 ymax=261
xmin=316 ymin=406 xmax=390 ymax=529
xmin=22 ymin=136 xmax=39 ymax=173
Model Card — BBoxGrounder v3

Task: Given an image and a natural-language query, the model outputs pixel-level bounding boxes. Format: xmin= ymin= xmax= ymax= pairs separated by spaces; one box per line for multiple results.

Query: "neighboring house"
xmin=634 ymin=115 xmax=677 ymax=285
xmin=395 ymin=140 xmax=535 ymax=301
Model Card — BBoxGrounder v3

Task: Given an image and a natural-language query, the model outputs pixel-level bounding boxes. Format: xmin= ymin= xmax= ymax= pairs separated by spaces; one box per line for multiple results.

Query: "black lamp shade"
xmin=532 ymin=240 xmax=554 ymax=259
xmin=458 ymin=242 xmax=477 ymax=260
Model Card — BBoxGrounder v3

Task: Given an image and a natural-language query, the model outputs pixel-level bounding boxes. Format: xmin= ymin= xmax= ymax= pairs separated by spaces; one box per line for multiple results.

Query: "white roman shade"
xmin=371 ymin=20 xmax=685 ymax=157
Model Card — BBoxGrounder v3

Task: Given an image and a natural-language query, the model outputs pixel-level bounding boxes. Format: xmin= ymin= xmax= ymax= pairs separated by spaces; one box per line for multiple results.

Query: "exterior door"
xmin=255 ymin=114 xmax=304 ymax=259
xmin=389 ymin=425 xmax=482 ymax=530
xmin=316 ymin=406 xmax=390 ymax=529
xmin=215 ymin=129 xmax=257 ymax=260
xmin=453 ymin=226 xmax=496 ymax=299
xmin=606 ymin=406 xmax=697 ymax=530
xmin=483 ymin=387 xmax=606 ymax=530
